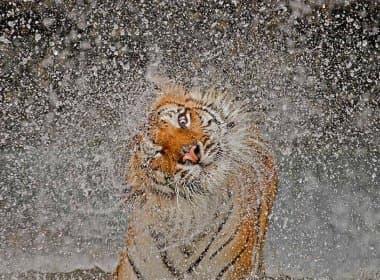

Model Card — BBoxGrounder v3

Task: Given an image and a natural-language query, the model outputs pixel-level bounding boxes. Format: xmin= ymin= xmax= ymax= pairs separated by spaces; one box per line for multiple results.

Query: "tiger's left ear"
xmin=151 ymin=80 xmax=188 ymax=100
xmin=146 ymin=67 xmax=187 ymax=96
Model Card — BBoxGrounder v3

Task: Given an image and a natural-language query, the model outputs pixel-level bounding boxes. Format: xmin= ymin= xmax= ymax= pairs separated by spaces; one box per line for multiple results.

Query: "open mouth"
xmin=180 ymin=144 xmax=201 ymax=165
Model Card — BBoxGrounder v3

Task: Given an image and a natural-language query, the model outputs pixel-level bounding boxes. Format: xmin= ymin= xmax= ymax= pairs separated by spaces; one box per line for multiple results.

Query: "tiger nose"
xmin=181 ymin=144 xmax=200 ymax=164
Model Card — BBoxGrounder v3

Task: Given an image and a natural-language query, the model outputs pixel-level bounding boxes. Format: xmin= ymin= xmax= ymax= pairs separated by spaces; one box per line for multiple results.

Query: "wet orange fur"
xmin=227 ymin=218 xmax=255 ymax=279
xmin=114 ymin=85 xmax=278 ymax=279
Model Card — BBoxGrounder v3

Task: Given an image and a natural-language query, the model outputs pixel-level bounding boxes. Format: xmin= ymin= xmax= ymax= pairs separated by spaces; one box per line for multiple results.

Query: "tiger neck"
xmin=141 ymin=184 xmax=232 ymax=238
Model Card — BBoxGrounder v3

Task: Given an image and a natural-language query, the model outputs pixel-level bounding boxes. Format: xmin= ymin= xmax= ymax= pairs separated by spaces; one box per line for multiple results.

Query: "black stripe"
xmin=145 ymin=173 xmax=177 ymax=199
xmin=148 ymin=185 xmax=176 ymax=199
xmin=126 ymin=252 xmax=145 ymax=280
xmin=179 ymin=169 xmax=189 ymax=178
xmin=215 ymin=235 xmax=250 ymax=280
xmin=204 ymin=140 xmax=215 ymax=152
xmin=177 ymin=186 xmax=191 ymax=200
xmin=215 ymin=148 xmax=223 ymax=160
xmin=202 ymin=107 xmax=222 ymax=125
xmin=209 ymin=222 xmax=241 ymax=259
xmin=186 ymin=231 xmax=208 ymax=251
xmin=208 ymin=144 xmax=220 ymax=155
xmin=160 ymin=250 xmax=183 ymax=278
xmin=180 ymin=245 xmax=193 ymax=258
xmin=150 ymin=230 xmax=183 ymax=278
xmin=146 ymin=171 xmax=167 ymax=187
xmin=186 ymin=179 xmax=205 ymax=195
xmin=145 ymin=171 xmax=192 ymax=200
xmin=200 ymin=162 xmax=212 ymax=168
xmin=186 ymin=200 xmax=234 ymax=273
xmin=204 ymin=119 xmax=213 ymax=128
xmin=193 ymin=103 xmax=222 ymax=126
xmin=149 ymin=228 xmax=166 ymax=249
xmin=157 ymin=103 xmax=183 ymax=115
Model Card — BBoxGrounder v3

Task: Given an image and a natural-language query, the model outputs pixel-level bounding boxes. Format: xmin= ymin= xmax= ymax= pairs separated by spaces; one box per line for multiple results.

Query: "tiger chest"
xmin=127 ymin=195 xmax=238 ymax=279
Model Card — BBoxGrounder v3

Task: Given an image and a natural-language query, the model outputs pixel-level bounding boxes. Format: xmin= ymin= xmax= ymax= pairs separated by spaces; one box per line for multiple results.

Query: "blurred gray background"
xmin=0 ymin=1 xmax=379 ymax=279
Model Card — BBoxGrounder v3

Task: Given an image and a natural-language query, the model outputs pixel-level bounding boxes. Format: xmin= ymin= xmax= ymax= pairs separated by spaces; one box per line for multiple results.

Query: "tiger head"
xmin=132 ymin=84 xmax=259 ymax=199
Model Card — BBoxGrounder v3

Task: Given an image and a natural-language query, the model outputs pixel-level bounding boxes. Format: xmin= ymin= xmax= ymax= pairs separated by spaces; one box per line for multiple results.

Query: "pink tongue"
xmin=182 ymin=145 xmax=199 ymax=163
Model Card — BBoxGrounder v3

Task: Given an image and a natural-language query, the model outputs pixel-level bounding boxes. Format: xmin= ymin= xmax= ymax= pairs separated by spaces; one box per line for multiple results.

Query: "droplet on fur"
xmin=227 ymin=122 xmax=235 ymax=129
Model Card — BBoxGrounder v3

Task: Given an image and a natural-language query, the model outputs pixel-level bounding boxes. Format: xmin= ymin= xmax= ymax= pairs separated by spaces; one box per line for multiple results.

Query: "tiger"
xmin=113 ymin=82 xmax=278 ymax=280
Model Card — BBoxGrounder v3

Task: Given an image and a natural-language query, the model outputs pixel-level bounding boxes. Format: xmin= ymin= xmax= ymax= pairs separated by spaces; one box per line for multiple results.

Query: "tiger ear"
xmin=148 ymin=75 xmax=178 ymax=96
xmin=149 ymin=77 xmax=188 ymax=99
xmin=145 ymin=65 xmax=172 ymax=95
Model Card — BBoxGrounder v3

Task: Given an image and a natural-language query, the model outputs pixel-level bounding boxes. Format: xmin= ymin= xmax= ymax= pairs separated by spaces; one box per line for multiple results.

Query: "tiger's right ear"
xmin=146 ymin=71 xmax=184 ymax=96
xmin=146 ymin=70 xmax=188 ymax=100
xmin=146 ymin=68 xmax=171 ymax=94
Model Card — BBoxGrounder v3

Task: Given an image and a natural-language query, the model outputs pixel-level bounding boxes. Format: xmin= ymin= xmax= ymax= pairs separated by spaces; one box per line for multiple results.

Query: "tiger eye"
xmin=178 ymin=113 xmax=188 ymax=128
